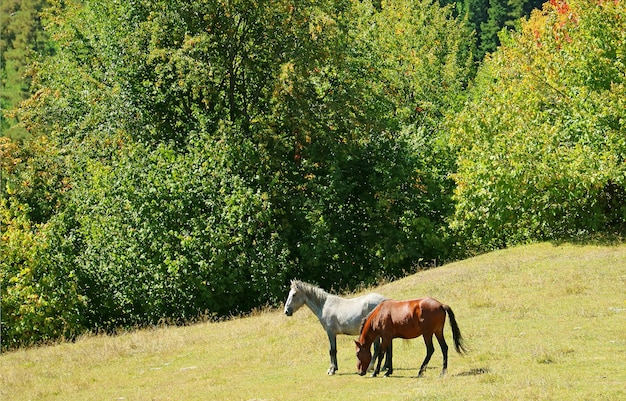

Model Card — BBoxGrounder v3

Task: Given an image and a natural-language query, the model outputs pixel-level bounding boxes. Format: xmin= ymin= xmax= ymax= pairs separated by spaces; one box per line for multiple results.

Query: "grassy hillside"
xmin=1 ymin=243 xmax=625 ymax=400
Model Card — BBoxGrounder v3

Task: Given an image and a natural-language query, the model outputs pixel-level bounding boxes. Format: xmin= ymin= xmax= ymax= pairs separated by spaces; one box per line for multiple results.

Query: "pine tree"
xmin=0 ymin=0 xmax=52 ymax=139
xmin=479 ymin=0 xmax=511 ymax=56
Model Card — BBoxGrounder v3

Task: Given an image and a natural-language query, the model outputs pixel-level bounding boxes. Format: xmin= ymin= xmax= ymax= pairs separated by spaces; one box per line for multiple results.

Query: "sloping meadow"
xmin=1 ymin=243 xmax=625 ymax=400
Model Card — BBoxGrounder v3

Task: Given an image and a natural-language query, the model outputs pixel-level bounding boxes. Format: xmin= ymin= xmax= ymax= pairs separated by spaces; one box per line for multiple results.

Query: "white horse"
xmin=284 ymin=279 xmax=389 ymax=375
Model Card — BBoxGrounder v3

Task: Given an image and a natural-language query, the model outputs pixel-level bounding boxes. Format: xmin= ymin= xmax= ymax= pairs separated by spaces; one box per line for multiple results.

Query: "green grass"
xmin=2 ymin=243 xmax=625 ymax=400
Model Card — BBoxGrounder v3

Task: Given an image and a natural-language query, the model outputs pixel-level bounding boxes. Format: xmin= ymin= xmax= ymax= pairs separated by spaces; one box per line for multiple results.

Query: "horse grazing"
xmin=284 ymin=280 xmax=388 ymax=375
xmin=355 ymin=298 xmax=466 ymax=378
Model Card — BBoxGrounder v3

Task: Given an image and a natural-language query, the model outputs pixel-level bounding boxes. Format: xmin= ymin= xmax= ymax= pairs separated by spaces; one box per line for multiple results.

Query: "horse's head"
xmin=354 ymin=340 xmax=371 ymax=376
xmin=284 ymin=281 xmax=306 ymax=316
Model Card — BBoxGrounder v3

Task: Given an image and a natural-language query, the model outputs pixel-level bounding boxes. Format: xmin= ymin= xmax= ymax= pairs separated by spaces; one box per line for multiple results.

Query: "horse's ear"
xmin=354 ymin=340 xmax=362 ymax=348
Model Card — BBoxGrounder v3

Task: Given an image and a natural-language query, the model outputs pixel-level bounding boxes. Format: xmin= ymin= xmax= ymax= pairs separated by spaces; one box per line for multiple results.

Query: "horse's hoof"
xmin=327 ymin=368 xmax=336 ymax=375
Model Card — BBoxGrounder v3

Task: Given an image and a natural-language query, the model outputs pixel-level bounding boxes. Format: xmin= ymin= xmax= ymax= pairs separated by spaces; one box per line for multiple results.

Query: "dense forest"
xmin=1 ymin=0 xmax=624 ymax=349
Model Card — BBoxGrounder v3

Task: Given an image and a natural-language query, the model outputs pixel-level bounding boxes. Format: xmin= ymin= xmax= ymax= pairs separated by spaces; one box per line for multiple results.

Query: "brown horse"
xmin=355 ymin=298 xmax=466 ymax=377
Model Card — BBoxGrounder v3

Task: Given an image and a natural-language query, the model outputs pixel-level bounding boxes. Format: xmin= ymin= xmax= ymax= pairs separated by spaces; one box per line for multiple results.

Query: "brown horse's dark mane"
xmin=359 ymin=305 xmax=378 ymax=335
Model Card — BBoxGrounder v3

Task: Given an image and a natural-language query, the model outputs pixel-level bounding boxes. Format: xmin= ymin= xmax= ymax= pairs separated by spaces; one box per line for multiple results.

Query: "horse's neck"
xmin=360 ymin=319 xmax=378 ymax=347
xmin=303 ymin=289 xmax=329 ymax=319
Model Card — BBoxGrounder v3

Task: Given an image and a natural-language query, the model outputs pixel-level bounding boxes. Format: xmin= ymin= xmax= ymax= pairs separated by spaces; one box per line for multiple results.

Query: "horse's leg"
xmin=372 ymin=340 xmax=386 ymax=377
xmin=369 ymin=338 xmax=381 ymax=372
xmin=436 ymin=330 xmax=449 ymax=377
xmin=327 ymin=332 xmax=338 ymax=375
xmin=418 ymin=334 xmax=435 ymax=378
xmin=382 ymin=340 xmax=393 ymax=371
xmin=382 ymin=339 xmax=394 ymax=377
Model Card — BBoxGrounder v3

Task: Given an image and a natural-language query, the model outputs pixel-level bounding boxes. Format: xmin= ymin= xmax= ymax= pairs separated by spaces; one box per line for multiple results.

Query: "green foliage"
xmin=265 ymin=0 xmax=474 ymax=287
xmin=456 ymin=0 xmax=544 ymax=59
xmin=479 ymin=0 xmax=509 ymax=56
xmin=450 ymin=0 xmax=626 ymax=250
xmin=1 ymin=137 xmax=84 ymax=348
xmin=67 ymin=131 xmax=292 ymax=329
xmin=3 ymin=0 xmax=474 ymax=347
xmin=0 ymin=0 xmax=53 ymax=139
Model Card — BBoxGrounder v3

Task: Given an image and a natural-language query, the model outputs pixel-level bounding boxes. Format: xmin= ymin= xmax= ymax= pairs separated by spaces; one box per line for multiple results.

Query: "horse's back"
xmin=324 ymin=292 xmax=386 ymax=335
xmin=415 ymin=298 xmax=447 ymax=329
xmin=361 ymin=292 xmax=386 ymax=308
xmin=373 ymin=298 xmax=446 ymax=338
xmin=378 ymin=298 xmax=441 ymax=314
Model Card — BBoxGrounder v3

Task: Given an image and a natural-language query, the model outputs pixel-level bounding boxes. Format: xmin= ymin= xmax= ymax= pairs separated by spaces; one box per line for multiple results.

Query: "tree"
xmin=1 ymin=136 xmax=84 ymax=348
xmin=455 ymin=0 xmax=545 ymax=60
xmin=450 ymin=0 xmax=626 ymax=250
xmin=479 ymin=0 xmax=510 ymax=55
xmin=4 ymin=0 xmax=475 ymax=346
xmin=263 ymin=0 xmax=475 ymax=286
xmin=0 ymin=0 xmax=52 ymax=139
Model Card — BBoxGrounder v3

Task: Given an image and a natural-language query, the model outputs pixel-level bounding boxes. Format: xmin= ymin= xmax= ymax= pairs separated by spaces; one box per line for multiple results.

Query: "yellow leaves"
xmin=523 ymin=8 xmax=550 ymax=48
xmin=0 ymin=137 xmax=22 ymax=175
xmin=275 ymin=61 xmax=296 ymax=96
xmin=308 ymin=9 xmax=337 ymax=41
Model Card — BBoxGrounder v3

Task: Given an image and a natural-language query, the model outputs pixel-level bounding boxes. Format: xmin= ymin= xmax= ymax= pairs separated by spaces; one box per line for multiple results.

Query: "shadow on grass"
xmin=333 ymin=366 xmax=492 ymax=380
xmin=335 ymin=367 xmax=418 ymax=378
xmin=341 ymin=366 xmax=488 ymax=379
xmin=454 ymin=367 xmax=490 ymax=377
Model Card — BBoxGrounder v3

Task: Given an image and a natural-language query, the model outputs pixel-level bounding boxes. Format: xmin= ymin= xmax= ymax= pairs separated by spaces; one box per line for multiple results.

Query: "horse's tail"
xmin=443 ymin=305 xmax=468 ymax=354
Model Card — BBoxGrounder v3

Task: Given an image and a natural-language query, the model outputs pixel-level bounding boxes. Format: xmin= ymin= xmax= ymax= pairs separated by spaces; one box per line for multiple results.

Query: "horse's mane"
xmin=291 ymin=280 xmax=330 ymax=305
xmin=359 ymin=306 xmax=378 ymax=335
